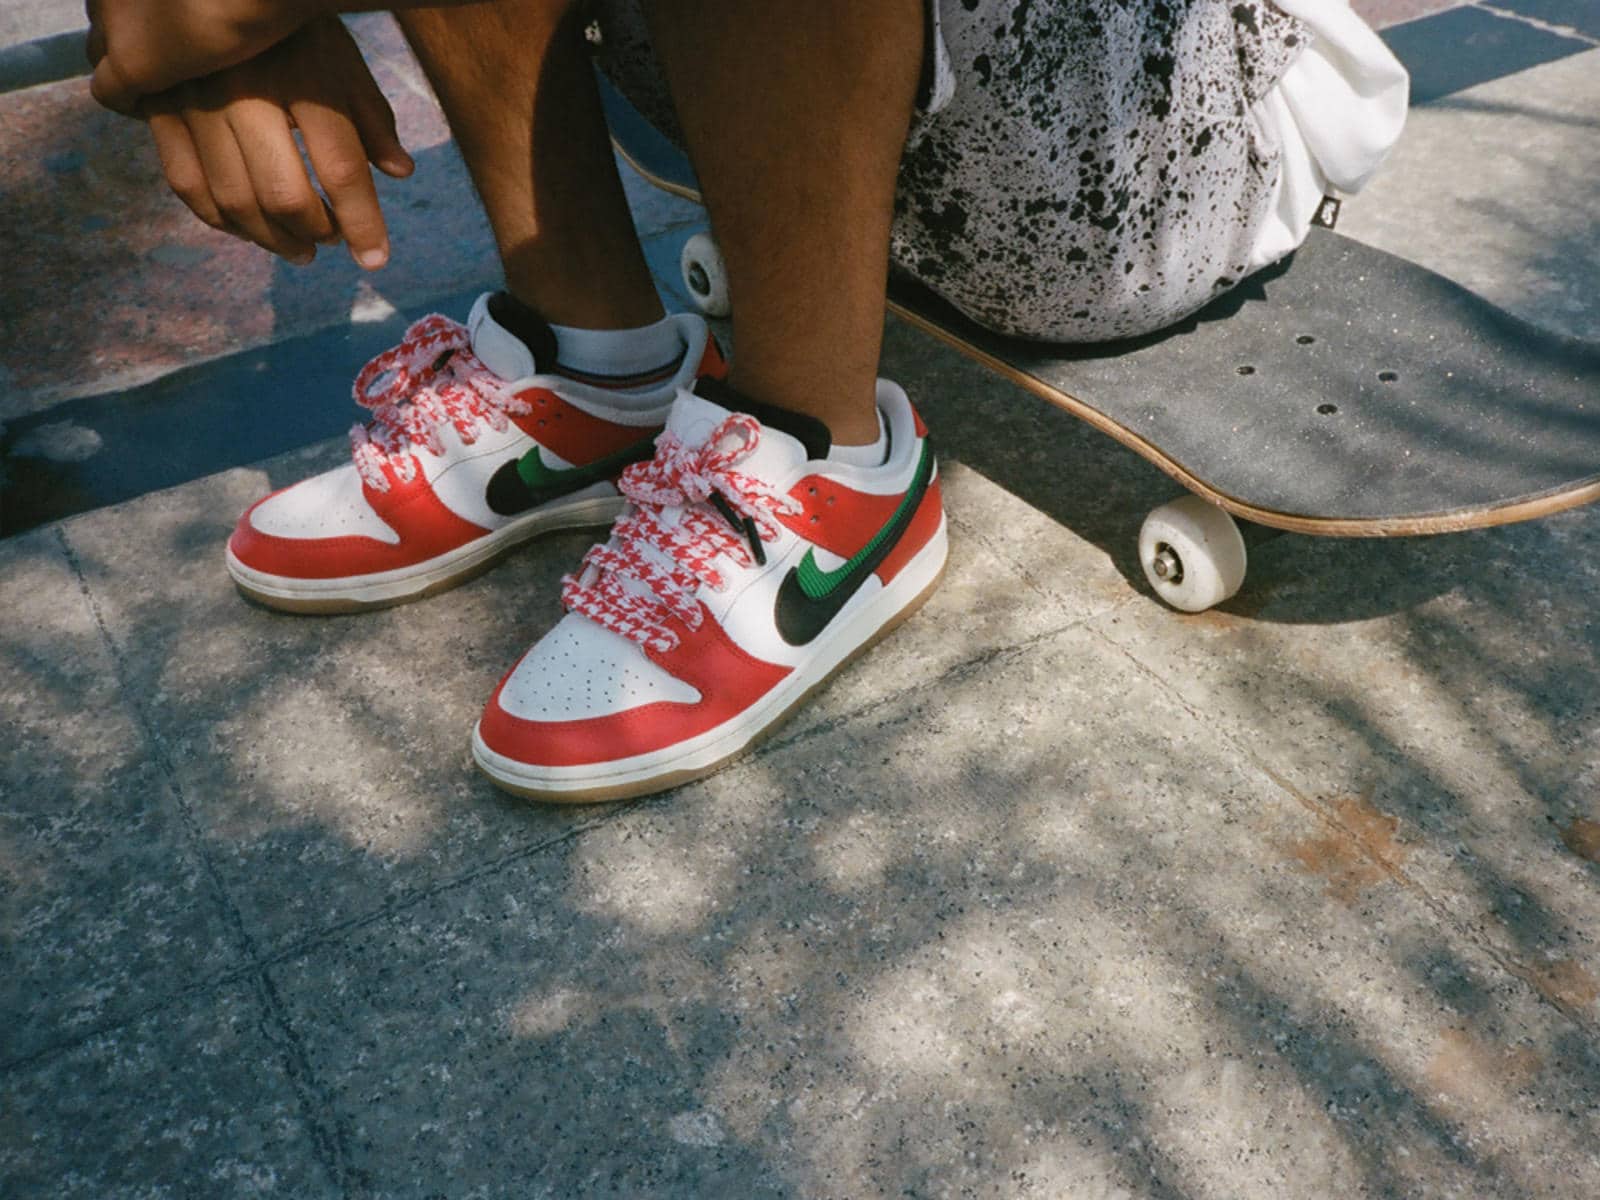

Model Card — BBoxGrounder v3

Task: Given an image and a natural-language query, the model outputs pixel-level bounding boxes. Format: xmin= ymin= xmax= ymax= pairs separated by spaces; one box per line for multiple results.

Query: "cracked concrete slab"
xmin=49 ymin=438 xmax=599 ymax=958
xmin=14 ymin=432 xmax=1600 ymax=1193
xmin=1 ymin=980 xmax=342 ymax=1198
xmin=1086 ymin=504 xmax=1600 ymax=1033
xmin=0 ymin=528 xmax=240 ymax=1065
xmin=266 ymin=622 xmax=1600 ymax=1196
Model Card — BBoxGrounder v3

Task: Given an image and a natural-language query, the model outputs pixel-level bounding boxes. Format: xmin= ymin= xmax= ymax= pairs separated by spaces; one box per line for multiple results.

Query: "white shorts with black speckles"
xmin=591 ymin=1 xmax=1406 ymax=344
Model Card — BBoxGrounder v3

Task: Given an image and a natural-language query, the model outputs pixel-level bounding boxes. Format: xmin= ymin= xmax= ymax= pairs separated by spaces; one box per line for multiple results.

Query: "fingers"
xmin=291 ymin=96 xmax=391 ymax=269
xmin=222 ymin=92 xmax=337 ymax=247
xmin=182 ymin=94 xmax=317 ymax=264
xmin=344 ymin=57 xmax=413 ymax=179
xmin=90 ymin=54 xmax=141 ymax=115
xmin=147 ymin=97 xmax=227 ymax=231
xmin=131 ymin=15 xmax=415 ymax=272
xmin=290 ymin=19 xmax=410 ymax=269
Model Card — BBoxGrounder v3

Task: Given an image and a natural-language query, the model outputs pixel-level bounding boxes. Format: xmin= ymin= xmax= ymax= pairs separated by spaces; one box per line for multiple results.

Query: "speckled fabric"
xmin=593 ymin=1 xmax=1307 ymax=343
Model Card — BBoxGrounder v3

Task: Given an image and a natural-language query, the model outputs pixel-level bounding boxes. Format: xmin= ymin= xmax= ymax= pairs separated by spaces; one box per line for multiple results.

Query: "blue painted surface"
xmin=1382 ymin=4 xmax=1592 ymax=103
xmin=0 ymin=29 xmax=86 ymax=95
xmin=0 ymin=289 xmax=482 ymax=537
xmin=1496 ymin=0 xmax=1600 ymax=39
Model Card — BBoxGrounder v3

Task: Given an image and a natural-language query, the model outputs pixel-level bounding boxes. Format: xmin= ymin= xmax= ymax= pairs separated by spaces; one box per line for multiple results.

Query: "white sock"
xmin=827 ymin=408 xmax=889 ymax=468
xmin=550 ymin=316 xmax=687 ymax=399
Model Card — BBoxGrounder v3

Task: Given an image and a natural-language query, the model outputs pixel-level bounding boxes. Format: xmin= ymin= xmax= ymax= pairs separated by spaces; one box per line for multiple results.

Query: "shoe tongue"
xmin=467 ymin=291 xmax=559 ymax=381
xmin=667 ymin=380 xmax=825 ymax=483
xmin=675 ymin=376 xmax=832 ymax=469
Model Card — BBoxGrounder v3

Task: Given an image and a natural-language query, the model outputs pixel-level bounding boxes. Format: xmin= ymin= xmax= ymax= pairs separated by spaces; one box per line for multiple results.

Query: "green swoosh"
xmin=517 ymin=435 xmax=657 ymax=491
xmin=793 ymin=443 xmax=933 ymax=601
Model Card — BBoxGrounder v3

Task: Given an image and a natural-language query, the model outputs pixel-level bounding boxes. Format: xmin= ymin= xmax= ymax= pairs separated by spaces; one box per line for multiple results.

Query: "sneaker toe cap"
xmin=478 ymin=616 xmax=700 ymax=767
xmin=246 ymin=466 xmax=399 ymax=543
xmin=228 ymin=467 xmax=400 ymax=578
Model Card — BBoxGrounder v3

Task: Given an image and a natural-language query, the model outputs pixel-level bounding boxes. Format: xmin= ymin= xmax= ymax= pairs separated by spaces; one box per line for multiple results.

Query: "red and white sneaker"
xmin=225 ymin=293 xmax=726 ymax=611
xmin=472 ymin=377 xmax=948 ymax=802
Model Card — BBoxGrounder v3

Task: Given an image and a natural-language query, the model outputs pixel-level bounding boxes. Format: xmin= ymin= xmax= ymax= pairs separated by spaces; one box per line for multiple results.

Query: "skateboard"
xmin=601 ymin=79 xmax=1600 ymax=613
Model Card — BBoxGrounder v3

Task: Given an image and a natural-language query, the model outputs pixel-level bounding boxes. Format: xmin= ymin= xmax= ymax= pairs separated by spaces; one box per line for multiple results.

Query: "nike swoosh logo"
xmin=485 ymin=434 xmax=658 ymax=517
xmin=774 ymin=442 xmax=935 ymax=646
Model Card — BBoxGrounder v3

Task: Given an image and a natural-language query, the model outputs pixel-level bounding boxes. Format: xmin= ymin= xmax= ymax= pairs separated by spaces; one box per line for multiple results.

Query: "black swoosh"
xmin=774 ymin=444 xmax=935 ymax=646
xmin=485 ymin=438 xmax=656 ymax=517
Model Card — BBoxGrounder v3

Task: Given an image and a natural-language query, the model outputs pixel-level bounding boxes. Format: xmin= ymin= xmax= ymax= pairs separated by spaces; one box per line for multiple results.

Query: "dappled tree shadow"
xmin=6 ymin=17 xmax=1600 ymax=1196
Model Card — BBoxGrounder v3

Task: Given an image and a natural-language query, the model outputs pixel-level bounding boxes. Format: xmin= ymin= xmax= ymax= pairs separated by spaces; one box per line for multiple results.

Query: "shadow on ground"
xmin=5 ymin=21 xmax=1600 ymax=1192
xmin=3 ymin=412 xmax=1598 ymax=1192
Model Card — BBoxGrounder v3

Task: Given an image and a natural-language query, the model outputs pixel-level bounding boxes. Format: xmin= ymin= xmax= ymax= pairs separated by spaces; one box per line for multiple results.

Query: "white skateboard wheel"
xmin=1138 ymin=495 xmax=1247 ymax=613
xmin=680 ymin=231 xmax=730 ymax=318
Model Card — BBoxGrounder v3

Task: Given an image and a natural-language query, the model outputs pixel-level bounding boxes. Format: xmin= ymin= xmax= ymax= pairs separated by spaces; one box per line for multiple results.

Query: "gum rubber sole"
xmin=233 ymin=542 xmax=528 ymax=615
xmin=227 ymin=498 xmax=624 ymax=615
xmin=474 ymin=558 xmax=949 ymax=804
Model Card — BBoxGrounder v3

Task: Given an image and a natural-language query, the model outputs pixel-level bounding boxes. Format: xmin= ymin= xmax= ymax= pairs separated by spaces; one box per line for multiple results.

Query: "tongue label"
xmin=469 ymin=292 xmax=561 ymax=381
xmin=467 ymin=296 xmax=537 ymax=381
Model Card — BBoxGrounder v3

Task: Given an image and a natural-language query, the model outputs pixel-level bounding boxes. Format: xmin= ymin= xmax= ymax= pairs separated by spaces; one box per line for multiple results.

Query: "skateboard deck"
xmin=601 ymin=79 xmax=1600 ymax=543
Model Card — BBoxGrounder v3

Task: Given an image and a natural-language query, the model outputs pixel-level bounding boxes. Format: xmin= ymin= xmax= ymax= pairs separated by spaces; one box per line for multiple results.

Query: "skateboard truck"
xmin=1149 ymin=544 xmax=1183 ymax=583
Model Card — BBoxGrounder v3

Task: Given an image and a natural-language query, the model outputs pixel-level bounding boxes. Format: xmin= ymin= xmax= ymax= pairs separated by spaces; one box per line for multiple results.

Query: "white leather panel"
xmin=421 ymin=419 xmax=537 ymax=531
xmin=250 ymin=464 xmax=400 ymax=544
xmin=499 ymin=613 xmax=700 ymax=720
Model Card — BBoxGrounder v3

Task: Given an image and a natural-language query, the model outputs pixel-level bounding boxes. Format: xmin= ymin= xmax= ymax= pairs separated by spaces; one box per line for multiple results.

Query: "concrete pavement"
xmin=4 ymin=4 xmax=1599 ymax=1196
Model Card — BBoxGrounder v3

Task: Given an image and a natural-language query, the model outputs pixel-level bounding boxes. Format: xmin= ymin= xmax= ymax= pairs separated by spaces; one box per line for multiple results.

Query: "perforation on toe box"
xmin=250 ymin=465 xmax=400 ymax=543
xmin=498 ymin=614 xmax=699 ymax=721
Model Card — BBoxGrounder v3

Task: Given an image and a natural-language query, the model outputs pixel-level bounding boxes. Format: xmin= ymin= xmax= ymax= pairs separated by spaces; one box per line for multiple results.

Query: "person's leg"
xmin=472 ymin=3 xmax=948 ymax=801
xmin=396 ymin=0 xmax=663 ymax=330
xmin=226 ymin=0 xmax=740 ymax=613
xmin=643 ymin=0 xmax=925 ymax=445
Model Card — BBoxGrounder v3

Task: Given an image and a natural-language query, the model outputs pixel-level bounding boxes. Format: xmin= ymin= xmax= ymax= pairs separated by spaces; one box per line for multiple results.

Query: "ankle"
xmin=828 ymin=408 xmax=886 ymax=448
xmin=501 ymin=280 xmax=665 ymax=334
xmin=728 ymin=368 xmax=881 ymax=447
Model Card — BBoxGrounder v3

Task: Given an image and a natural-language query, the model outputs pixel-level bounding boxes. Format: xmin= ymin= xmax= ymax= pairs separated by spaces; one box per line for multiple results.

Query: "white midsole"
xmin=226 ymin=493 xmax=624 ymax=604
xmin=471 ymin=515 xmax=949 ymax=794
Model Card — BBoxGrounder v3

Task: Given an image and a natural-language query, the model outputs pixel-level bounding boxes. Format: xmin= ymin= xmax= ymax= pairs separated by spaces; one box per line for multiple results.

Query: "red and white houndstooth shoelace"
xmin=348 ymin=315 xmax=529 ymax=491
xmin=562 ymin=413 xmax=801 ymax=652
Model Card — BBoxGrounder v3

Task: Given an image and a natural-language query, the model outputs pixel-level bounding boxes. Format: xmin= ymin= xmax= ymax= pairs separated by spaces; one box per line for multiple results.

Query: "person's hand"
xmin=87 ymin=0 xmax=322 ymax=114
xmin=145 ymin=18 xmax=414 ymax=269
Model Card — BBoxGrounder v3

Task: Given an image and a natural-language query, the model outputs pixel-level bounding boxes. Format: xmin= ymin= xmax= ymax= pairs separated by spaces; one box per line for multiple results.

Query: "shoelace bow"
xmin=348 ymin=314 xmax=528 ymax=491
xmin=562 ymin=413 xmax=801 ymax=652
